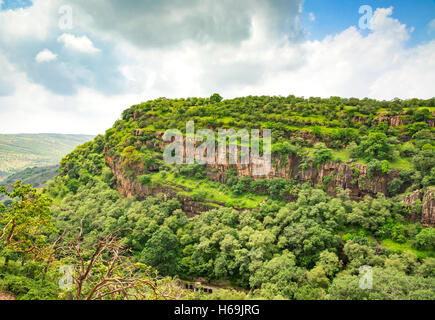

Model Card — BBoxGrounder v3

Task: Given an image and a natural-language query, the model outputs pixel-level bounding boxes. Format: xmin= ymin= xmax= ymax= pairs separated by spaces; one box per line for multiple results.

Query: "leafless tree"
xmin=56 ymin=221 xmax=190 ymax=300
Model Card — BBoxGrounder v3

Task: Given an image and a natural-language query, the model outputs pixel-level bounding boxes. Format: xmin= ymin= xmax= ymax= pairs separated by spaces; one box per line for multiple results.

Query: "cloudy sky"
xmin=0 ymin=0 xmax=434 ymax=134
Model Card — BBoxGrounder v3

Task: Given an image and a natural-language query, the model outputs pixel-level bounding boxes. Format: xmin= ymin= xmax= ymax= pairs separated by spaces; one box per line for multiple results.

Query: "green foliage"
xmin=140 ymin=227 xmax=181 ymax=276
xmin=138 ymin=174 xmax=152 ymax=185
xmin=367 ymin=159 xmax=390 ymax=177
xmin=0 ymin=261 xmax=59 ymax=300
xmin=312 ymin=146 xmax=333 ymax=165
xmin=0 ymin=181 xmax=55 ymax=265
xmin=179 ymin=163 xmax=206 ymax=179
xmin=413 ymin=109 xmax=431 ymax=122
xmin=26 ymin=95 xmax=434 ymax=301
xmin=413 ymin=228 xmax=435 ymax=250
xmin=352 ymin=132 xmax=394 ymax=161
xmin=388 ymin=178 xmax=404 ymax=196
xmin=210 ymin=93 xmax=223 ymax=103
xmin=250 ymin=251 xmax=304 ymax=299
xmin=329 ymin=267 xmax=434 ymax=300
xmin=407 ymin=122 xmax=430 ymax=136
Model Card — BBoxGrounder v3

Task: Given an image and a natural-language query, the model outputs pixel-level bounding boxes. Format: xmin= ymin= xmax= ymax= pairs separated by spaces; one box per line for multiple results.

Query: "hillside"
xmin=0 ymin=165 xmax=59 ymax=188
xmin=37 ymin=95 xmax=435 ymax=300
xmin=0 ymin=134 xmax=94 ymax=177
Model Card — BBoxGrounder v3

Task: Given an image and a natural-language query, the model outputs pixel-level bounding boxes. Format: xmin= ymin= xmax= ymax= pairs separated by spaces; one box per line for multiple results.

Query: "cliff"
xmin=106 ymin=152 xmax=224 ymax=216
xmin=205 ymin=155 xmax=401 ymax=200
xmin=404 ymin=187 xmax=435 ymax=227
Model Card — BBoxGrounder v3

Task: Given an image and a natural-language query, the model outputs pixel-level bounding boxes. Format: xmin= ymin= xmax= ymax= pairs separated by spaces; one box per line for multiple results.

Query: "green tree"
xmin=250 ymin=251 xmax=304 ymax=299
xmin=210 ymin=93 xmax=223 ymax=103
xmin=0 ymin=181 xmax=55 ymax=267
xmin=352 ymin=132 xmax=394 ymax=161
xmin=413 ymin=228 xmax=435 ymax=250
xmin=140 ymin=227 xmax=181 ymax=276
xmin=316 ymin=250 xmax=342 ymax=278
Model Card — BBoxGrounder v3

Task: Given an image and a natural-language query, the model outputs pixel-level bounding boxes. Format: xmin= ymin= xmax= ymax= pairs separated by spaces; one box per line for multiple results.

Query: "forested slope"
xmin=38 ymin=95 xmax=435 ymax=300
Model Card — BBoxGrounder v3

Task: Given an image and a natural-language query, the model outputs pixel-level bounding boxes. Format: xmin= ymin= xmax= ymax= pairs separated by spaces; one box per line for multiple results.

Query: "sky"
xmin=0 ymin=0 xmax=434 ymax=135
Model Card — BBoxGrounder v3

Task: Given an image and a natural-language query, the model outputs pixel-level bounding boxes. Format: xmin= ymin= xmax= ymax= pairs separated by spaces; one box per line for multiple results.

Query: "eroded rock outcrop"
xmin=106 ymin=152 xmax=222 ymax=216
xmin=403 ymin=187 xmax=435 ymax=227
xmin=206 ymin=154 xmax=401 ymax=200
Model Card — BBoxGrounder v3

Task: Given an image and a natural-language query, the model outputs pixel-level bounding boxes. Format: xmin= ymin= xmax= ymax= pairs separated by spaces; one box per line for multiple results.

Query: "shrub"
xmin=413 ymin=228 xmax=435 ymax=250
xmin=388 ymin=178 xmax=404 ymax=196
xmin=312 ymin=148 xmax=333 ymax=165
xmin=352 ymin=132 xmax=394 ymax=161
xmin=138 ymin=174 xmax=152 ymax=185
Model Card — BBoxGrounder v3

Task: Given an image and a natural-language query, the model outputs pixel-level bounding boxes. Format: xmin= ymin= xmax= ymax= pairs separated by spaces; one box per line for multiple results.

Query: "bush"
xmin=210 ymin=93 xmax=223 ymax=103
xmin=312 ymin=147 xmax=333 ymax=165
xmin=388 ymin=178 xmax=404 ymax=196
xmin=138 ymin=174 xmax=152 ymax=185
xmin=352 ymin=132 xmax=394 ymax=161
xmin=413 ymin=228 xmax=435 ymax=250
xmin=367 ymin=159 xmax=390 ymax=177
xmin=413 ymin=109 xmax=431 ymax=122
xmin=179 ymin=163 xmax=206 ymax=179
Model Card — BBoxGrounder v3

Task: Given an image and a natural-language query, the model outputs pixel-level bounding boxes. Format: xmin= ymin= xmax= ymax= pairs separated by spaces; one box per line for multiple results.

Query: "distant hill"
xmin=0 ymin=134 xmax=94 ymax=176
xmin=0 ymin=165 xmax=59 ymax=188
xmin=0 ymin=165 xmax=60 ymax=203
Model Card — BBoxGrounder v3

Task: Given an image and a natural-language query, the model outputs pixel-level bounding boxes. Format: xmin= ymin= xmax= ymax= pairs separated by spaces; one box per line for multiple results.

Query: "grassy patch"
xmin=332 ymin=149 xmax=351 ymax=162
xmin=389 ymin=157 xmax=414 ymax=170
xmin=151 ymin=171 xmax=267 ymax=209
xmin=381 ymin=239 xmax=434 ymax=260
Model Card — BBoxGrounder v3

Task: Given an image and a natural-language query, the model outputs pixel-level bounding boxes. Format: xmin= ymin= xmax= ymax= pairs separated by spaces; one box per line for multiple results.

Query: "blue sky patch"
xmin=302 ymin=0 xmax=435 ymax=47
xmin=1 ymin=0 xmax=33 ymax=10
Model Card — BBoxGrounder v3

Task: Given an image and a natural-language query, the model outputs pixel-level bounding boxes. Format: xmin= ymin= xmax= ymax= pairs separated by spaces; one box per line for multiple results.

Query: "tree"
xmin=387 ymin=178 xmax=404 ymax=196
xmin=0 ymin=181 xmax=55 ymax=267
xmin=307 ymin=266 xmax=329 ymax=289
xmin=210 ymin=93 xmax=223 ymax=103
xmin=413 ymin=228 xmax=435 ymax=250
xmin=316 ymin=250 xmax=342 ymax=278
xmin=352 ymin=132 xmax=394 ymax=161
xmin=140 ymin=227 xmax=181 ymax=276
xmin=416 ymin=258 xmax=435 ymax=278
xmin=413 ymin=108 xmax=431 ymax=122
xmin=413 ymin=149 xmax=435 ymax=176
xmin=312 ymin=147 xmax=333 ymax=165
xmin=329 ymin=267 xmax=434 ymax=300
xmin=58 ymin=225 xmax=189 ymax=300
xmin=250 ymin=251 xmax=304 ymax=299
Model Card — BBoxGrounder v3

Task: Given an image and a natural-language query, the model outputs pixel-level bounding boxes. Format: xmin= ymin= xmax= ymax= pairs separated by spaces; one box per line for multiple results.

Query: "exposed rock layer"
xmin=404 ymin=187 xmax=435 ymax=227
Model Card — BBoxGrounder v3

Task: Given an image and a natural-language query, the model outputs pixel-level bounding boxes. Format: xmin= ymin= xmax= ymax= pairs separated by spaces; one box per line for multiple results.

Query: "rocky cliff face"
xmin=206 ymin=155 xmax=401 ymax=200
xmin=127 ymin=130 xmax=402 ymax=200
xmin=422 ymin=189 xmax=435 ymax=227
xmin=404 ymin=187 xmax=435 ymax=227
xmin=105 ymin=129 xmax=433 ymax=225
xmin=106 ymin=152 xmax=221 ymax=216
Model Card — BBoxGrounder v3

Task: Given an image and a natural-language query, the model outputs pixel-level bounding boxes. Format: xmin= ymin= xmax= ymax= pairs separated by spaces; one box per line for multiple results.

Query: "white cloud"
xmin=57 ymin=33 xmax=101 ymax=54
xmin=309 ymin=12 xmax=315 ymax=22
xmin=0 ymin=0 xmax=58 ymax=43
xmin=111 ymin=7 xmax=434 ymax=101
xmin=0 ymin=4 xmax=434 ymax=135
xmin=35 ymin=49 xmax=57 ymax=63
